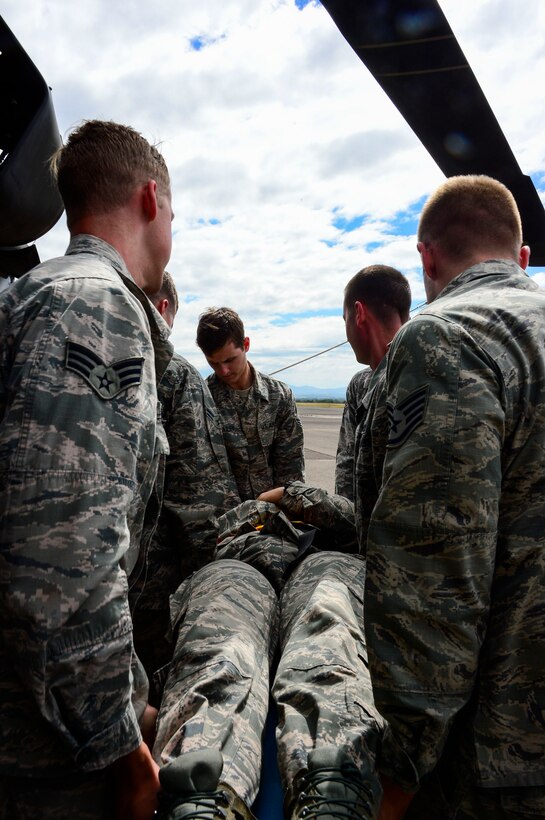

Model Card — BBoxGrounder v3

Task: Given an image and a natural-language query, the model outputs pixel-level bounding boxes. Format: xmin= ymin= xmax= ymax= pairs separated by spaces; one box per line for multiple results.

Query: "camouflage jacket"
xmin=335 ymin=368 xmax=372 ymax=500
xmin=207 ymin=365 xmax=305 ymax=500
xmin=364 ymin=261 xmax=545 ymax=789
xmin=0 ymin=235 xmax=172 ymax=775
xmin=131 ymin=352 xmax=241 ymax=610
xmin=352 ymin=359 xmax=389 ymax=552
xmin=215 ymin=481 xmax=357 ymax=591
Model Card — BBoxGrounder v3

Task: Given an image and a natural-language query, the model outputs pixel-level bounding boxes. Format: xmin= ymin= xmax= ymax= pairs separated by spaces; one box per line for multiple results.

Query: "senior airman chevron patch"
xmin=387 ymin=384 xmax=429 ymax=447
xmin=65 ymin=340 xmax=144 ymax=400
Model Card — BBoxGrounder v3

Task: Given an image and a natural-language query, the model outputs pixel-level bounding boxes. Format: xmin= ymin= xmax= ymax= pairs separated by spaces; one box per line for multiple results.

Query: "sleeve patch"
xmin=387 ymin=384 xmax=429 ymax=448
xmin=65 ymin=340 xmax=144 ymax=400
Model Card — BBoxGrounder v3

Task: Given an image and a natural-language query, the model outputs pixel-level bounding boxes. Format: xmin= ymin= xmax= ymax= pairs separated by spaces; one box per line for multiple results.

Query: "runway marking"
xmin=304 ymin=448 xmax=335 ymax=460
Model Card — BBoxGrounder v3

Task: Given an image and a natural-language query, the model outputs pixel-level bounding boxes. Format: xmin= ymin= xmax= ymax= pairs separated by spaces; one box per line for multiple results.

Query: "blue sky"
xmin=3 ymin=0 xmax=545 ymax=388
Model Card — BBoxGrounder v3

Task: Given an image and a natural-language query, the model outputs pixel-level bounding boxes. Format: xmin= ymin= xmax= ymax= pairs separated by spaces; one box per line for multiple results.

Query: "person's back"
xmin=0 ymin=119 xmax=174 ymax=819
xmin=196 ymin=306 xmax=305 ymax=500
xmin=364 ymin=174 xmax=545 ymax=818
xmin=336 ymin=264 xmax=411 ymax=502
xmin=407 ymin=263 xmax=545 ymax=782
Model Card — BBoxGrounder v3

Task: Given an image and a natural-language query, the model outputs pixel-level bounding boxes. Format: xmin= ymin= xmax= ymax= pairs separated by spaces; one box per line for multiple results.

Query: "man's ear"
xmin=142 ymin=179 xmax=158 ymax=222
xmin=243 ymin=336 xmax=250 ymax=353
xmin=156 ymin=298 xmax=169 ymax=319
xmin=354 ymin=300 xmax=366 ymax=328
xmin=417 ymin=240 xmax=438 ymax=281
xmin=519 ymin=244 xmax=531 ymax=270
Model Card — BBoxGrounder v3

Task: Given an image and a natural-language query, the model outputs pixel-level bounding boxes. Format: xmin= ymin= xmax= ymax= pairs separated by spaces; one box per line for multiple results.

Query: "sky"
xmin=3 ymin=0 xmax=545 ymax=389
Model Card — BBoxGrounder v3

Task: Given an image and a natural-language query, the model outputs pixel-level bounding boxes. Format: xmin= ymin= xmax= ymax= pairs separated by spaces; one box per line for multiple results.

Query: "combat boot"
xmin=156 ymin=749 xmax=256 ymax=820
xmin=290 ymin=746 xmax=381 ymax=820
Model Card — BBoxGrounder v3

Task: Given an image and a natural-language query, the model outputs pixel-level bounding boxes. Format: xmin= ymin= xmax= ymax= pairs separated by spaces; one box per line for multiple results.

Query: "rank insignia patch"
xmin=65 ymin=341 xmax=144 ymax=400
xmin=387 ymin=384 xmax=429 ymax=447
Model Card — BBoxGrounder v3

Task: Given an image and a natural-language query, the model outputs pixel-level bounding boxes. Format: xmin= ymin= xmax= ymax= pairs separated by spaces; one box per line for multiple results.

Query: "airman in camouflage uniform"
xmin=364 ymin=175 xmax=545 ymax=819
xmin=335 ymin=368 xmax=371 ymax=499
xmin=196 ymin=307 xmax=305 ymax=500
xmin=152 ymin=483 xmax=383 ymax=819
xmin=336 ymin=265 xmax=411 ymax=502
xmin=130 ymin=274 xmax=241 ymax=684
xmin=0 ymin=121 xmax=174 ymax=820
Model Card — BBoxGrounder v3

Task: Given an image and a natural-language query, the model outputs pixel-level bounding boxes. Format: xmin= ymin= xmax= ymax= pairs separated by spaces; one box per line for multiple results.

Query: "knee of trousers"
xmin=169 ymin=559 xmax=279 ymax=666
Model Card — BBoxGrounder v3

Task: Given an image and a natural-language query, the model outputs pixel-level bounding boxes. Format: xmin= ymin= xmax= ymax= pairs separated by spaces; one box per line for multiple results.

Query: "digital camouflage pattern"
xmin=280 ymin=481 xmax=358 ymax=552
xmin=154 ymin=483 xmax=382 ymax=815
xmin=153 ymin=352 xmax=241 ymax=576
xmin=352 ymin=359 xmax=389 ymax=554
xmin=153 ymin=558 xmax=277 ymax=806
xmin=0 ymin=235 xmax=172 ymax=777
xmin=364 ymin=261 xmax=545 ymax=792
xmin=130 ymin=352 xmax=240 ymax=681
xmin=207 ymin=365 xmax=305 ymax=500
xmin=215 ymin=500 xmax=303 ymax=592
xmin=215 ymin=482 xmax=357 ymax=590
xmin=275 ymin=550 xmax=383 ymax=814
xmin=335 ymin=368 xmax=372 ymax=500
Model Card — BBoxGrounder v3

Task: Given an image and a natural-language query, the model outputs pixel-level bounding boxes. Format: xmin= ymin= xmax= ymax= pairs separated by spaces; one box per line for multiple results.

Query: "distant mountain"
xmin=197 ymin=371 xmax=346 ymax=402
xmin=287 ymin=383 xmax=346 ymax=402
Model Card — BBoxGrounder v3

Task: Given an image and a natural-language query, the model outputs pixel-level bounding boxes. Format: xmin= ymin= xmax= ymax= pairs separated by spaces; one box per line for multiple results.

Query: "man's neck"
xmin=230 ymin=362 xmax=253 ymax=391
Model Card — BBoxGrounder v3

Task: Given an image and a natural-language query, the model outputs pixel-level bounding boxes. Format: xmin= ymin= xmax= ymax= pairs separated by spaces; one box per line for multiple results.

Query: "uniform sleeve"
xmin=0 ymin=277 xmax=159 ymax=772
xmin=336 ymin=370 xmax=372 ymax=500
xmin=364 ymin=317 xmax=503 ymax=789
xmin=280 ymin=481 xmax=357 ymax=550
xmin=149 ymin=360 xmax=240 ymax=585
xmin=335 ymin=391 xmax=356 ymax=500
xmin=271 ymin=389 xmax=305 ymax=486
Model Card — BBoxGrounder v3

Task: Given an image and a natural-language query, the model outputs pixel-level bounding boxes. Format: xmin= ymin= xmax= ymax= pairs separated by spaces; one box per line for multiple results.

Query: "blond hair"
xmin=418 ymin=175 xmax=522 ymax=262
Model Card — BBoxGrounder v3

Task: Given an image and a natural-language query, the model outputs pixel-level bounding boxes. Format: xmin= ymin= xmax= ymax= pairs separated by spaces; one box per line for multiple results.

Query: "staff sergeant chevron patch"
xmin=65 ymin=340 xmax=144 ymax=400
xmin=387 ymin=384 xmax=429 ymax=448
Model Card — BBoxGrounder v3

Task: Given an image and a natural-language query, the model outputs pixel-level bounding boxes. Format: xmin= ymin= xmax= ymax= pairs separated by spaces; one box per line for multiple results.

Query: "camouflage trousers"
xmin=153 ymin=549 xmax=383 ymax=808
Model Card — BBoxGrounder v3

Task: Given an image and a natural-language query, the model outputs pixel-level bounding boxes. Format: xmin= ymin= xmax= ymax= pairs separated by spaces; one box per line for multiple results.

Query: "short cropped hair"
xmin=344 ymin=265 xmax=411 ymax=324
xmin=196 ymin=307 xmax=245 ymax=355
xmin=149 ymin=270 xmax=179 ymax=315
xmin=51 ymin=120 xmax=170 ymax=228
xmin=418 ymin=174 xmax=522 ymax=262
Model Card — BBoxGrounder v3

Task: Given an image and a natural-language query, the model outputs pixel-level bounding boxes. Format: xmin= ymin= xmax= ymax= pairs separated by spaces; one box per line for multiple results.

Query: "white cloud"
xmin=3 ymin=0 xmax=544 ymax=386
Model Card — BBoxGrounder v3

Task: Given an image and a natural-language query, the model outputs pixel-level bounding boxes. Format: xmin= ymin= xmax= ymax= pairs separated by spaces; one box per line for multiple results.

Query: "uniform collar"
xmin=435 ymin=259 xmax=526 ymax=302
xmin=66 ymin=234 xmax=173 ymax=381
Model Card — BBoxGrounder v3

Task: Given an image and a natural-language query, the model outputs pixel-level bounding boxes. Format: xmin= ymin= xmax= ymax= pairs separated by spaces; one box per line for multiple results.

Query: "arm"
xmin=365 ymin=317 xmax=503 ymax=788
xmin=335 ymin=369 xmax=371 ymax=500
xmin=158 ymin=357 xmax=240 ymax=577
xmin=114 ymin=741 xmax=160 ymax=820
xmin=271 ymin=390 xmax=305 ymax=486
xmin=335 ymin=397 xmax=356 ymax=499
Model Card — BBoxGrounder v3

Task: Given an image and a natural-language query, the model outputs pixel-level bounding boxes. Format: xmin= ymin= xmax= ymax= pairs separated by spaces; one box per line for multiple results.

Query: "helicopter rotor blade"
xmin=321 ymin=0 xmax=545 ymax=265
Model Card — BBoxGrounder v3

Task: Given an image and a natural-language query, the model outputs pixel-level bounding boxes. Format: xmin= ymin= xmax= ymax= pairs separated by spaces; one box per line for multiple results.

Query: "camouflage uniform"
xmin=363 ymin=261 xmax=545 ymax=814
xmin=352 ymin=359 xmax=389 ymax=551
xmin=335 ymin=368 xmax=372 ymax=500
xmin=207 ymin=365 xmax=305 ymax=500
xmin=0 ymin=236 xmax=172 ymax=815
xmin=153 ymin=483 xmax=382 ymax=812
xmin=130 ymin=353 xmax=240 ymax=683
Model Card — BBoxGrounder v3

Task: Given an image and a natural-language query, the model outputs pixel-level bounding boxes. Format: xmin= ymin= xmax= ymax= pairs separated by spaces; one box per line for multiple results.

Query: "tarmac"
xmin=298 ymin=403 xmax=344 ymax=494
xmin=253 ymin=402 xmax=345 ymax=820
